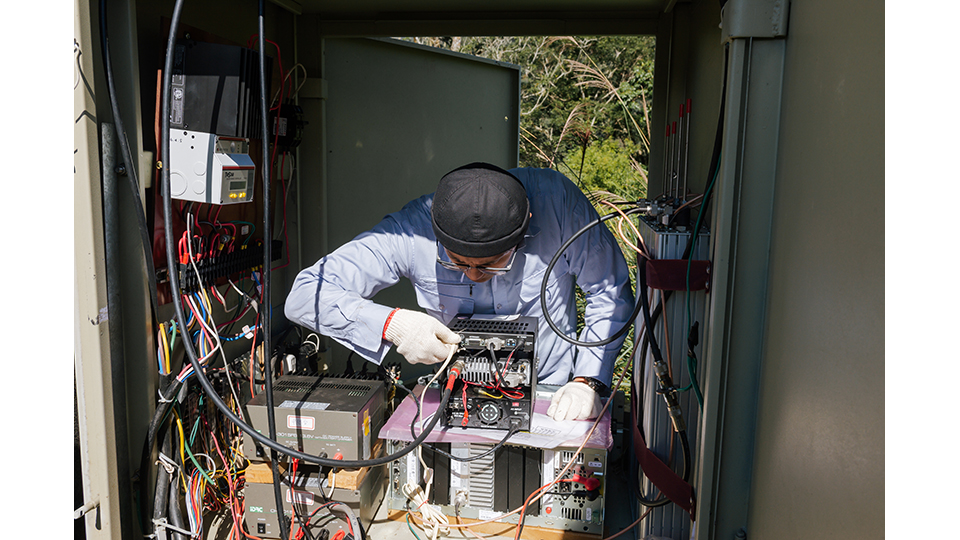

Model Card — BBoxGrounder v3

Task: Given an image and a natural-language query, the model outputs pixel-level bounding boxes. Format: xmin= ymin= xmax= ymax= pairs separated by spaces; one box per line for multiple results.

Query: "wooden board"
xmin=243 ymin=461 xmax=287 ymax=484
xmin=326 ymin=440 xmax=384 ymax=490
xmin=385 ymin=509 xmax=603 ymax=540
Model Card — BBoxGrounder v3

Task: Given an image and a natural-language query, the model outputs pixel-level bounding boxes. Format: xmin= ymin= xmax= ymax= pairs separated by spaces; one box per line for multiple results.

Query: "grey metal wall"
xmin=651 ymin=1 xmax=883 ymax=537
xmin=748 ymin=0 xmax=884 ymax=537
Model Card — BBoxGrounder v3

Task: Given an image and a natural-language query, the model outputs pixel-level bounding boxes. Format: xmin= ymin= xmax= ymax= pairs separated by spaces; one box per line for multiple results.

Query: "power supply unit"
xmin=244 ymin=462 xmax=386 ymax=539
xmin=242 ymin=375 xmax=385 ymax=462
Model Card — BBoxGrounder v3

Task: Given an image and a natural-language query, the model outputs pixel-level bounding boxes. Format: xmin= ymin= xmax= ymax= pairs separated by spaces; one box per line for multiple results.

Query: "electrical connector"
xmin=402 ymin=483 xmax=449 ymax=540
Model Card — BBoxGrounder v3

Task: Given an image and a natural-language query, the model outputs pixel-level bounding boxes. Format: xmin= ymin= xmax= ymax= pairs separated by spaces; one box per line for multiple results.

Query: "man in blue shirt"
xmin=285 ymin=163 xmax=634 ymax=421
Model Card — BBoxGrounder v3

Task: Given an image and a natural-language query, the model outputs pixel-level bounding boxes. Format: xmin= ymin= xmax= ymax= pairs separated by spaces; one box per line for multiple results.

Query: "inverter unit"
xmin=167 ymin=39 xmax=272 ymax=205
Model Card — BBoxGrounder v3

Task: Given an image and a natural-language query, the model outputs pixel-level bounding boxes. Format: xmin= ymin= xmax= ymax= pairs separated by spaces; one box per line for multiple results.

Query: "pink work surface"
xmin=379 ymin=385 xmax=613 ymax=450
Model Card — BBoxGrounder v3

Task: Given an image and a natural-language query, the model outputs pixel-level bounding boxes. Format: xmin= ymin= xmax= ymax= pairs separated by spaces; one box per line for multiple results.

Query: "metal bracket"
xmin=721 ymin=0 xmax=790 ymax=42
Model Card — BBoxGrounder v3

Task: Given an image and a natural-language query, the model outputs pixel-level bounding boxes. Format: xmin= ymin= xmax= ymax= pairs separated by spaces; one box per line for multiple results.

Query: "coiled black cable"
xmin=539 ymin=208 xmax=646 ymax=348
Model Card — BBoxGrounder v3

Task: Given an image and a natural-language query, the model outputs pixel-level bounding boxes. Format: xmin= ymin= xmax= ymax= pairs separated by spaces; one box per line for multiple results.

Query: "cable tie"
xmin=157 ymin=390 xmax=173 ymax=404
xmin=156 ymin=453 xmax=179 ymax=475
xmin=151 ymin=518 xmax=195 ymax=537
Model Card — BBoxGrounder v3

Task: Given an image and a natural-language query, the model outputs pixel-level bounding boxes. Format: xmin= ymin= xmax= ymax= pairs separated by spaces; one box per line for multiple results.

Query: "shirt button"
xmin=497 ymin=304 xmax=502 ymax=309
xmin=439 ymin=304 xmax=445 ymax=311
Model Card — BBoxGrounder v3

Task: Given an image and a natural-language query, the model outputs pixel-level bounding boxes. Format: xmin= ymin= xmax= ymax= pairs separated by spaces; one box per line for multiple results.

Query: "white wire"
xmin=305 ymin=332 xmax=321 ymax=352
xmin=402 ymin=483 xmax=449 ymax=540
xmin=416 ymin=344 xmax=458 ymax=503
xmin=327 ymin=471 xmax=337 ymax=498
xmin=182 ymin=211 xmax=244 ymax=413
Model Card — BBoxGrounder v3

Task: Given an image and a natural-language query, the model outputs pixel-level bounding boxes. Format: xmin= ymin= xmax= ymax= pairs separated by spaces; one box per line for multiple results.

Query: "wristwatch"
xmin=573 ymin=376 xmax=608 ymax=395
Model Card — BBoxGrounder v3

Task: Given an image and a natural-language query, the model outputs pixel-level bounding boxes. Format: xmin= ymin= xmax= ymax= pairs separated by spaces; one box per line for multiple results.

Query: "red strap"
xmin=631 ymin=397 xmax=696 ymax=518
xmin=382 ymin=307 xmax=400 ymax=340
xmin=645 ymin=259 xmax=710 ymax=292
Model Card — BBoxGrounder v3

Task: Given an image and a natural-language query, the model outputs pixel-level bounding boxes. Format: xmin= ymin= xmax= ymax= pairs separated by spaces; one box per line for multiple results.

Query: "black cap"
xmin=431 ymin=163 xmax=530 ymax=258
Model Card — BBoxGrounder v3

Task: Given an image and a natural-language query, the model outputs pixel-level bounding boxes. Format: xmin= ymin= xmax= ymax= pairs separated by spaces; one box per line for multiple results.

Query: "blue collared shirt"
xmin=284 ymin=167 xmax=634 ymax=386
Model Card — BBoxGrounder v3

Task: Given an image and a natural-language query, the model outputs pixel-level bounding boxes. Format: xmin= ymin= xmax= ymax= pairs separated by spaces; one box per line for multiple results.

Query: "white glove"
xmin=547 ymin=380 xmax=602 ymax=421
xmin=383 ymin=309 xmax=461 ymax=365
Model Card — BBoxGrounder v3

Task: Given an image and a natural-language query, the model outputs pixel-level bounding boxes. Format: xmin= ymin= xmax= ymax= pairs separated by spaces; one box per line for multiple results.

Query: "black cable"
xmin=160 ymin=0 xmax=447 ymax=478
xmin=153 ymin=423 xmax=173 ymax=532
xmin=167 ymin=426 xmax=189 ymax=540
xmin=137 ymin=378 xmax=182 ymax=534
xmin=283 ymin=466 xmax=317 ymax=540
xmin=99 ymin=0 xmax=160 ymax=321
xmin=418 ymin=424 xmax=519 ymax=463
xmin=540 ymin=208 xmax=646 ymax=348
xmin=254 ymin=3 xmax=286 ymax=534
xmin=389 ymin=376 xmax=520 ymax=463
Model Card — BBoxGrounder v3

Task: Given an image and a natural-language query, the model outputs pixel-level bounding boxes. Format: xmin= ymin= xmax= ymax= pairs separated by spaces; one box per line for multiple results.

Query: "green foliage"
xmin=563 ymin=138 xmax=647 ymax=202
xmin=402 ymin=35 xmax=656 ymax=179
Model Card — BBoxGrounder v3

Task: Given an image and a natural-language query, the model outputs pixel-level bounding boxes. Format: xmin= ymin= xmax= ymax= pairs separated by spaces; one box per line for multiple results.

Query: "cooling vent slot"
xmin=562 ymin=507 xmax=584 ymax=521
xmin=466 ymin=444 xmax=496 ymax=509
xmin=450 ymin=319 xmax=532 ymax=334
xmin=273 ymin=379 xmax=323 ymax=394
xmin=561 ymin=451 xmax=584 ymax=465
xmin=462 ymin=358 xmax=498 ymax=384
xmin=273 ymin=379 xmax=371 ymax=397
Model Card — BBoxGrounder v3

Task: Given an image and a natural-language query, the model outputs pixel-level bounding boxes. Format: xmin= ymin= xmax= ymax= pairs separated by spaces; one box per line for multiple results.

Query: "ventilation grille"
xmin=273 ymin=379 xmax=371 ymax=397
xmin=450 ymin=318 xmax=532 ymax=334
xmin=560 ymin=451 xmax=584 ymax=465
xmin=562 ymin=507 xmax=583 ymax=521
xmin=466 ymin=444 xmax=496 ymax=509
xmin=461 ymin=358 xmax=498 ymax=384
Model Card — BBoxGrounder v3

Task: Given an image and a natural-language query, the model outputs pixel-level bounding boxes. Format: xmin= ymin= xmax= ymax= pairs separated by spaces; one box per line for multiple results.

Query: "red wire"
xmin=272 ymin=152 xmax=291 ymax=270
xmin=289 ymin=459 xmax=300 ymax=539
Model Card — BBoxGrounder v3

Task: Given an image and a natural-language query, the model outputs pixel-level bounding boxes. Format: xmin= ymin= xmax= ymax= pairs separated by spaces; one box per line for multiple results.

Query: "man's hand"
xmin=383 ymin=309 xmax=461 ymax=365
xmin=547 ymin=380 xmax=602 ymax=421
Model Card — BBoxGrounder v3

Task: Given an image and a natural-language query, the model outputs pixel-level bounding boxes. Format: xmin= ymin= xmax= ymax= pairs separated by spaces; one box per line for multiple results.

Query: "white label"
xmin=478 ymin=509 xmax=502 ymax=520
xmin=585 ymin=507 xmax=592 ymax=521
xmin=279 ymin=400 xmax=329 ymax=411
xmin=588 ymin=461 xmax=603 ymax=469
xmin=406 ymin=453 xmax=418 ymax=486
xmin=287 ymin=415 xmax=315 ymax=430
xmin=450 ymin=475 xmax=461 ymax=488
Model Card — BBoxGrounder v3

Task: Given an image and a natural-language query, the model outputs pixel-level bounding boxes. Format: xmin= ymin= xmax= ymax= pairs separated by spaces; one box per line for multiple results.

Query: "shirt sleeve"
xmin=283 ymin=200 xmax=427 ymax=364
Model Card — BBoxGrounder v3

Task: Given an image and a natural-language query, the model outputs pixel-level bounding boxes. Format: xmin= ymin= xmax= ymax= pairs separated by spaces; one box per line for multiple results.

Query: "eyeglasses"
xmin=436 ymin=241 xmax=518 ymax=276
